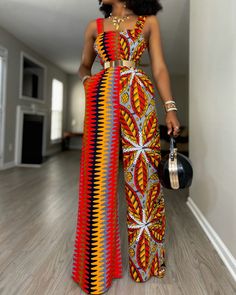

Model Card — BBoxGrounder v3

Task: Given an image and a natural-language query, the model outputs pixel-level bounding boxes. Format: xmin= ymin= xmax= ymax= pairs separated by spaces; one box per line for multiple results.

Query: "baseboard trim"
xmin=0 ymin=160 xmax=15 ymax=170
xmin=186 ymin=196 xmax=236 ymax=282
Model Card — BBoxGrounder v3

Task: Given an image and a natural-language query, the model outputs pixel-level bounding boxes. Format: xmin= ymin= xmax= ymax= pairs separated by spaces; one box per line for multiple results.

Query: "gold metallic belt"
xmin=104 ymin=60 xmax=136 ymax=69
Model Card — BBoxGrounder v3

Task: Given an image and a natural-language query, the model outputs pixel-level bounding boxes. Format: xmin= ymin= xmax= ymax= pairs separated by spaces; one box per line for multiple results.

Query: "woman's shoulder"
xmin=85 ymin=18 xmax=98 ymax=30
xmin=144 ymin=15 xmax=159 ymax=25
xmin=87 ymin=17 xmax=104 ymax=27
xmin=144 ymin=15 xmax=160 ymax=28
xmin=84 ymin=18 xmax=101 ymax=39
xmin=143 ymin=15 xmax=160 ymax=36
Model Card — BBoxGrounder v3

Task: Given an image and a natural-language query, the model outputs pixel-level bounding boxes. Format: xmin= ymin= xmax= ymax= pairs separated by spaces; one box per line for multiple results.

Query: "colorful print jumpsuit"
xmin=72 ymin=15 xmax=166 ymax=295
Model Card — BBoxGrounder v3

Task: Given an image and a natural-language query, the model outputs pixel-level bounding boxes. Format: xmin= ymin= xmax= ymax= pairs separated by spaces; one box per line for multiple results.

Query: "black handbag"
xmin=157 ymin=135 xmax=193 ymax=189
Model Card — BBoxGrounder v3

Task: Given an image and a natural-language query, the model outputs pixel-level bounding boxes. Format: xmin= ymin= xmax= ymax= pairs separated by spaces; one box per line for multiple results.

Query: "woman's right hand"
xmin=165 ymin=111 xmax=181 ymax=138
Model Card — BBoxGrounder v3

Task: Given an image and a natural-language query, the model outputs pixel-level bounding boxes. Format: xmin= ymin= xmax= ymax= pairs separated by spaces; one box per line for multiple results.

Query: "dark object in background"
xmin=158 ymin=135 xmax=193 ymax=190
xmin=21 ymin=114 xmax=43 ymax=164
xmin=62 ymin=132 xmax=83 ymax=150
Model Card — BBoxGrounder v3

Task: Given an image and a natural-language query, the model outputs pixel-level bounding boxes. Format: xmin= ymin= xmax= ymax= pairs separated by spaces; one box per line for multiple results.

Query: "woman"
xmin=72 ymin=1 xmax=181 ymax=294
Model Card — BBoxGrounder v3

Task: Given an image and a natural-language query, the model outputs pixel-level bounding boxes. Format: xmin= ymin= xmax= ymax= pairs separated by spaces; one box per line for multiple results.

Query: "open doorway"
xmin=0 ymin=46 xmax=7 ymax=169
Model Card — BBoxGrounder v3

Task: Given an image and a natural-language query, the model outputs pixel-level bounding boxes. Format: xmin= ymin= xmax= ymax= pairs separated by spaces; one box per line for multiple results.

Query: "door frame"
xmin=15 ymin=105 xmax=47 ymax=166
xmin=0 ymin=46 xmax=8 ymax=169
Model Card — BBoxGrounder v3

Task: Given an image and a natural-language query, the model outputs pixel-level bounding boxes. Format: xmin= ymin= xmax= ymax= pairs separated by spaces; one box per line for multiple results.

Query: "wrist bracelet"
xmin=81 ymin=75 xmax=91 ymax=84
xmin=164 ymin=100 xmax=176 ymax=104
xmin=166 ymin=107 xmax=178 ymax=112
xmin=163 ymin=99 xmax=178 ymax=112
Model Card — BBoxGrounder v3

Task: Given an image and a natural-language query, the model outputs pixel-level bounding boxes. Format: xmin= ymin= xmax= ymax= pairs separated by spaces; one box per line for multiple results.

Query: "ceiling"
xmin=0 ymin=0 xmax=189 ymax=75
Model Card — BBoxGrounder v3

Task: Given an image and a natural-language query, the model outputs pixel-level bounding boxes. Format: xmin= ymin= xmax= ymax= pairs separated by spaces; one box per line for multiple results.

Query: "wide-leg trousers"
xmin=71 ymin=66 xmax=166 ymax=295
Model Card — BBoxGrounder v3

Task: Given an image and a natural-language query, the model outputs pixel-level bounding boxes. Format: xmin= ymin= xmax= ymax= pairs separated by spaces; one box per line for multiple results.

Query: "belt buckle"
xmin=104 ymin=60 xmax=136 ymax=69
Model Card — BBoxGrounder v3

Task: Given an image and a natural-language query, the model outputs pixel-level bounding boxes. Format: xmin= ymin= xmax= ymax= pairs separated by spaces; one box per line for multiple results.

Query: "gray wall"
xmin=0 ymin=26 xmax=68 ymax=166
xmin=188 ymin=0 xmax=236 ymax=262
xmin=67 ymin=74 xmax=85 ymax=134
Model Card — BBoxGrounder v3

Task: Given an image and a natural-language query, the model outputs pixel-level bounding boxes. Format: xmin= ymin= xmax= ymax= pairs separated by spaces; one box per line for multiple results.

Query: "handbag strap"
xmin=170 ymin=135 xmax=176 ymax=150
xmin=169 ymin=135 xmax=177 ymax=160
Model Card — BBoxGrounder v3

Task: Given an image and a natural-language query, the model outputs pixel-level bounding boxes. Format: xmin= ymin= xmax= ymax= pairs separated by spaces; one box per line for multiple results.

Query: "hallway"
xmin=0 ymin=150 xmax=235 ymax=295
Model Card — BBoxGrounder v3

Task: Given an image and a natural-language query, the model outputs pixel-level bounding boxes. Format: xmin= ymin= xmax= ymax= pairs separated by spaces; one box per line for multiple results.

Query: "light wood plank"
xmin=0 ymin=150 xmax=235 ymax=295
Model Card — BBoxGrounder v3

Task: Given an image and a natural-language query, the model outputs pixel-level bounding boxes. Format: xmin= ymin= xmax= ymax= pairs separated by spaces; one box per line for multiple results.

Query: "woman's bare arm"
xmin=147 ymin=15 xmax=174 ymax=104
xmin=147 ymin=15 xmax=181 ymax=137
xmin=78 ymin=19 xmax=97 ymax=80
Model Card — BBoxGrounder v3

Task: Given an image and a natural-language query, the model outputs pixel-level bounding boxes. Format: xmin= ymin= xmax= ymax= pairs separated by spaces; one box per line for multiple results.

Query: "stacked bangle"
xmin=164 ymin=99 xmax=178 ymax=112
xmin=81 ymin=75 xmax=91 ymax=84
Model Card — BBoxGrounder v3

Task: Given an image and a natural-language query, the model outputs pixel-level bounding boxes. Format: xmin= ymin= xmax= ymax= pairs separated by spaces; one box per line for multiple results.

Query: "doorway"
xmin=0 ymin=46 xmax=8 ymax=169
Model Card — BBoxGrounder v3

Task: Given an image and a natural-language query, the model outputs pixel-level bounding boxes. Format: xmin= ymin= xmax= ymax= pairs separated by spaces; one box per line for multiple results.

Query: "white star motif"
xmin=128 ymin=209 xmax=153 ymax=241
xmin=121 ymin=67 xmax=145 ymax=87
xmin=123 ymin=130 xmax=154 ymax=165
xmin=120 ymin=67 xmax=154 ymax=100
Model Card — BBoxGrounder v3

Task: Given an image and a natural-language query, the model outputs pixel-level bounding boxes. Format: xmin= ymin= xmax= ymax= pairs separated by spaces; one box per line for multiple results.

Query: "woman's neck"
xmin=111 ymin=3 xmax=134 ymax=17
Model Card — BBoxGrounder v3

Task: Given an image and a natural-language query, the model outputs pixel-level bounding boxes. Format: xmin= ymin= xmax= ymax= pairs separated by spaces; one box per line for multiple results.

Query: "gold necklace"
xmin=108 ymin=12 xmax=133 ymax=31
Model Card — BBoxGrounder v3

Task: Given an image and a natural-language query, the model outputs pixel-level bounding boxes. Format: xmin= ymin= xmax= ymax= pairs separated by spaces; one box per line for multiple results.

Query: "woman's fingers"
xmin=166 ymin=112 xmax=181 ymax=137
xmin=166 ymin=121 xmax=173 ymax=135
xmin=173 ymin=125 xmax=180 ymax=137
xmin=172 ymin=121 xmax=181 ymax=137
xmin=166 ymin=121 xmax=181 ymax=137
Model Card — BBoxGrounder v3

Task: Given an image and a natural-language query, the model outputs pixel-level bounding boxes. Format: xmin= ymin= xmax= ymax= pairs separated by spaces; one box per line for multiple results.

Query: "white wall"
xmin=188 ymin=0 xmax=236 ymax=276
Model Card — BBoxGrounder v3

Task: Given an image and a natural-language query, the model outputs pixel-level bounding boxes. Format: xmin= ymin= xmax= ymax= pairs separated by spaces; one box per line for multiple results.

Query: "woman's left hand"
xmin=165 ymin=111 xmax=181 ymax=137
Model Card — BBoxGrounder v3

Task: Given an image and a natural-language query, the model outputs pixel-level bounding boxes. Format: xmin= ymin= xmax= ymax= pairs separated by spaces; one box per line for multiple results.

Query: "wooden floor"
xmin=0 ymin=150 xmax=235 ymax=295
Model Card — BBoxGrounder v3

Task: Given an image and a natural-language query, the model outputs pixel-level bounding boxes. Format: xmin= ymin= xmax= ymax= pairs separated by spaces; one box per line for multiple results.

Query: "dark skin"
xmin=78 ymin=0 xmax=181 ymax=137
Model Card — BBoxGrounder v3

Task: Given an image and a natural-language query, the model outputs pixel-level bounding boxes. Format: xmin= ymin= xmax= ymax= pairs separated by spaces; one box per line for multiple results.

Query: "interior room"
xmin=0 ymin=0 xmax=235 ymax=294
